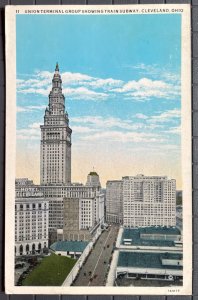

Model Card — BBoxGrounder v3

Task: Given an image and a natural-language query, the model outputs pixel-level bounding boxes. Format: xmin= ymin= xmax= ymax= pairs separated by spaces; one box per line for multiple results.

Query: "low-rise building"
xmin=116 ymin=251 xmax=182 ymax=282
xmin=117 ymin=226 xmax=182 ymax=251
xmin=50 ymin=240 xmax=88 ymax=258
xmin=107 ymin=226 xmax=183 ymax=286
xmin=15 ymin=179 xmax=49 ymax=256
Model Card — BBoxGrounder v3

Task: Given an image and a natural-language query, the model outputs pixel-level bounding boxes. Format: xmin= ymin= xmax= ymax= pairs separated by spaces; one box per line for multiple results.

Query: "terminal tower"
xmin=40 ymin=63 xmax=72 ymax=185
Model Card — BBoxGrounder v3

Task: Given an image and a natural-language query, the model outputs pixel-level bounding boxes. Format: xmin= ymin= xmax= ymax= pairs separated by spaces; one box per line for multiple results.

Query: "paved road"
xmin=73 ymin=224 xmax=119 ymax=286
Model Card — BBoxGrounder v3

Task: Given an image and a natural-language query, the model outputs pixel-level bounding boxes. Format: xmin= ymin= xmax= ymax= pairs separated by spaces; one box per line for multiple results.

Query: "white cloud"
xmin=166 ymin=126 xmax=181 ymax=135
xmin=135 ymin=113 xmax=148 ymax=120
xmin=71 ymin=113 xmax=179 ymax=133
xmin=17 ymin=128 xmax=40 ymax=140
xmin=37 ymin=71 xmax=122 ymax=90
xmin=114 ymin=77 xmax=180 ymax=100
xmin=61 ymin=72 xmax=93 ymax=85
xmin=18 ymin=87 xmax=51 ymax=96
xmin=17 ymin=122 xmax=41 ymax=140
xmin=129 ymin=63 xmax=180 ymax=83
xmin=29 ymin=122 xmax=41 ymax=129
xmin=148 ymin=109 xmax=181 ymax=124
xmin=71 ymin=116 xmax=142 ymax=130
xmin=81 ymin=130 xmax=165 ymax=143
xmin=17 ymin=105 xmax=47 ymax=112
xmin=17 ymin=67 xmax=180 ymax=102
xmin=63 ymin=87 xmax=108 ymax=100
xmin=17 ymin=106 xmax=28 ymax=113
xmin=87 ymin=78 xmax=123 ymax=90
xmin=72 ymin=126 xmax=98 ymax=133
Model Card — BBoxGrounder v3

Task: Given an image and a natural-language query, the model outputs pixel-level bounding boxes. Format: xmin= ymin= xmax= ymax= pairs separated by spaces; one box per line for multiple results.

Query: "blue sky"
xmin=16 ymin=13 xmax=182 ymax=188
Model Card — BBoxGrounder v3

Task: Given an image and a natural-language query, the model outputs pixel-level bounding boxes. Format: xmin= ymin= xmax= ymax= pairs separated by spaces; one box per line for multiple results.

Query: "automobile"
xmin=15 ymin=263 xmax=25 ymax=269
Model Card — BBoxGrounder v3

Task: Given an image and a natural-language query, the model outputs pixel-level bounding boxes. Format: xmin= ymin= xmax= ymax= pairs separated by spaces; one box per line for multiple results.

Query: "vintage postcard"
xmin=5 ymin=5 xmax=191 ymax=295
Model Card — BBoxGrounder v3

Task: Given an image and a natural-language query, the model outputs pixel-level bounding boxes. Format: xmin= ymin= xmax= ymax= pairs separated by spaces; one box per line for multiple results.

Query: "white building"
xmin=106 ymin=180 xmax=123 ymax=224
xmin=79 ymin=198 xmax=95 ymax=230
xmin=15 ymin=180 xmax=49 ymax=256
xmin=40 ymin=63 xmax=72 ymax=186
xmin=123 ymin=174 xmax=176 ymax=227
xmin=63 ymin=192 xmax=104 ymax=241
xmin=15 ymin=176 xmax=105 ymax=244
xmin=42 ymin=183 xmax=103 ymax=232
xmin=86 ymin=171 xmax=101 ymax=188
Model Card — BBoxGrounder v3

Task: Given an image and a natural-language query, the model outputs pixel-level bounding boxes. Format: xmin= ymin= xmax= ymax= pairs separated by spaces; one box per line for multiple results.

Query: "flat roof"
xmin=50 ymin=241 xmax=88 ymax=252
xmin=118 ymin=252 xmax=183 ymax=270
xmin=122 ymin=227 xmax=181 ymax=247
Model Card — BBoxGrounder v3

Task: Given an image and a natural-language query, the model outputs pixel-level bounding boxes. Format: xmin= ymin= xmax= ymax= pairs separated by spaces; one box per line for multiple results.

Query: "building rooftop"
xmin=118 ymin=252 xmax=183 ymax=270
xmin=50 ymin=241 xmax=88 ymax=253
xmin=88 ymin=171 xmax=98 ymax=176
xmin=121 ymin=227 xmax=181 ymax=247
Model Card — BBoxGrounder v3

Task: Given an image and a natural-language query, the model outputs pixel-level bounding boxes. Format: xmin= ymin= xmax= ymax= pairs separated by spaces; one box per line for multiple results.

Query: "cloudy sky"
xmin=16 ymin=13 xmax=182 ymax=188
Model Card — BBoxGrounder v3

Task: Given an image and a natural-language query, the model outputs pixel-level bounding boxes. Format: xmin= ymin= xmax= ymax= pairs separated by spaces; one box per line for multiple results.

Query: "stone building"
xmin=63 ymin=198 xmax=93 ymax=241
xmin=123 ymin=174 xmax=176 ymax=227
xmin=40 ymin=63 xmax=72 ymax=185
xmin=15 ymin=179 xmax=49 ymax=256
xmin=86 ymin=171 xmax=101 ymax=188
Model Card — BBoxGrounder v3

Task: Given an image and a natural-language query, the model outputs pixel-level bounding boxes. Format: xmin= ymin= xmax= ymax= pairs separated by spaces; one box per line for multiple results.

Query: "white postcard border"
xmin=5 ymin=4 xmax=192 ymax=295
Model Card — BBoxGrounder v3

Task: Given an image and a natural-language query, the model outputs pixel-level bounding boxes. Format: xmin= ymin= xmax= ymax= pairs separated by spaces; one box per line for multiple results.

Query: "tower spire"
xmin=55 ymin=62 xmax=59 ymax=72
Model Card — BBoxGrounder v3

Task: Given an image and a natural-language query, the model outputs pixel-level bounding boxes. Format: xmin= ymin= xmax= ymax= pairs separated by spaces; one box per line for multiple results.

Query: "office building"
xmin=123 ymin=175 xmax=176 ymax=227
xmin=40 ymin=63 xmax=72 ymax=185
xmin=106 ymin=180 xmax=123 ymax=224
xmin=15 ymin=179 xmax=49 ymax=256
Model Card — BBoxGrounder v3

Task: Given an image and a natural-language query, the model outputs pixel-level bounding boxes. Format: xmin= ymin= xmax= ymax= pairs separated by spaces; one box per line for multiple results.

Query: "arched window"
xmin=32 ymin=244 xmax=35 ymax=252
xmin=19 ymin=244 xmax=23 ymax=254
xmin=38 ymin=243 xmax=41 ymax=250
xmin=26 ymin=244 xmax=29 ymax=252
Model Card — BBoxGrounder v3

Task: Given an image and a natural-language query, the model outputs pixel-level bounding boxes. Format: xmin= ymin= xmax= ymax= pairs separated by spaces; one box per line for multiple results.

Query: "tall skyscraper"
xmin=40 ymin=63 xmax=72 ymax=185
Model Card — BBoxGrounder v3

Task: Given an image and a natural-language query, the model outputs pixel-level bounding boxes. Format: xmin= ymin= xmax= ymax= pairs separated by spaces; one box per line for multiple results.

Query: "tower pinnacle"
xmin=55 ymin=62 xmax=59 ymax=72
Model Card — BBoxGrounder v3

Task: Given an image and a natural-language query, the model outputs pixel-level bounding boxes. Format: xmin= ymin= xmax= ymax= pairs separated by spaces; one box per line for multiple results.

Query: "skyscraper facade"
xmin=106 ymin=180 xmax=123 ymax=224
xmin=15 ymin=179 xmax=49 ymax=256
xmin=40 ymin=63 xmax=72 ymax=185
xmin=123 ymin=174 xmax=176 ymax=227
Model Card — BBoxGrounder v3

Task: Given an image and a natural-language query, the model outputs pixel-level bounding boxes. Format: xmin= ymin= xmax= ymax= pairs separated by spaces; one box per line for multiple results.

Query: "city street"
xmin=73 ymin=224 xmax=119 ymax=286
